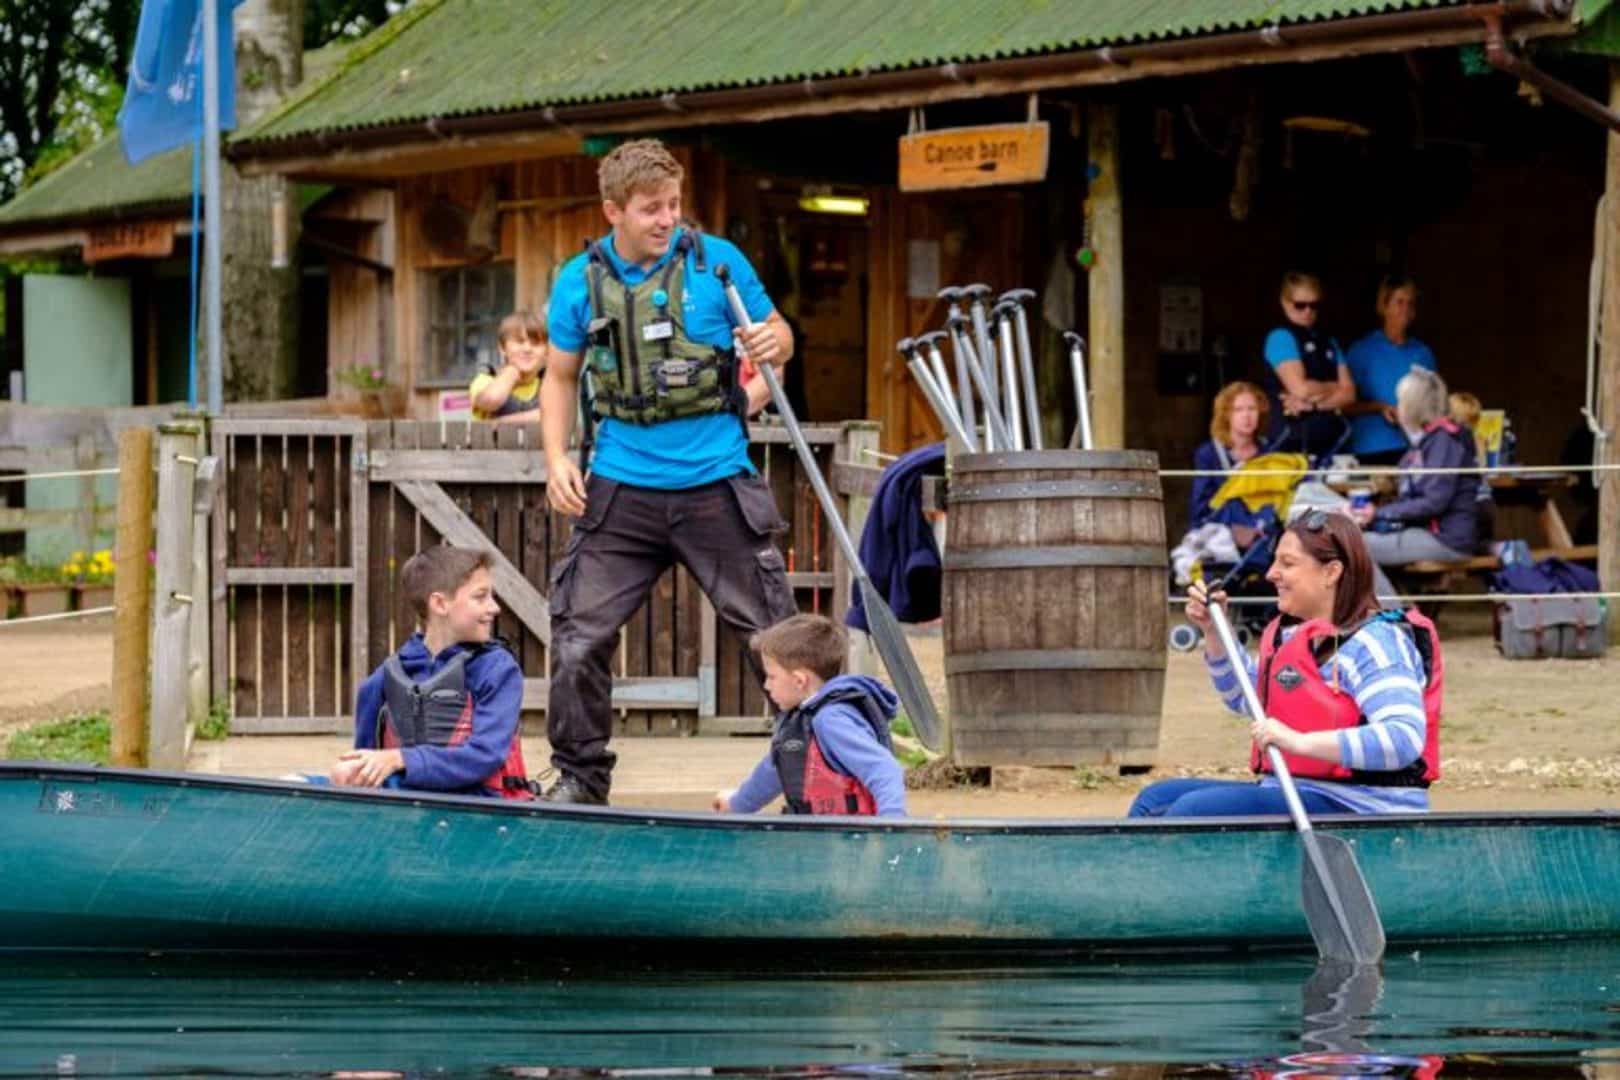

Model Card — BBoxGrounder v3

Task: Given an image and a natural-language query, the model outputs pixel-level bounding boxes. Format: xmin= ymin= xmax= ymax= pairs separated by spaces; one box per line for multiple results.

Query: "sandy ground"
xmin=5 ymin=610 xmax=1618 ymax=817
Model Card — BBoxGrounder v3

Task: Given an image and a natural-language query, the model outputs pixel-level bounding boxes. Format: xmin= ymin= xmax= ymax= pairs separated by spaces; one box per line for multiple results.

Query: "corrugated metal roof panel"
xmin=246 ymin=0 xmax=1487 ymax=142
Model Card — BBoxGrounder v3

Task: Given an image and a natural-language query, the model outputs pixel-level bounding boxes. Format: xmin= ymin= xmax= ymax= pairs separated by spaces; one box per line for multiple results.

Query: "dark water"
xmin=2 ymin=942 xmax=1618 ymax=1078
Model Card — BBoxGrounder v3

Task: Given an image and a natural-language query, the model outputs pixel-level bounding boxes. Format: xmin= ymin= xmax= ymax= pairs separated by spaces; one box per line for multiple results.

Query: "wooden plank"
xmin=312 ymin=433 xmax=341 ymax=720
xmin=149 ymin=426 xmax=199 ymax=771
xmin=520 ymin=676 xmax=701 ymax=711
xmin=517 ymin=428 xmax=550 ymax=685
xmin=368 ymin=449 xmax=546 ymax=484
xmin=393 ymin=479 xmax=552 ymax=644
xmin=257 ymin=436 xmax=286 ymax=722
xmin=110 ymin=428 xmax=154 ymax=768
xmin=366 ymin=421 xmax=393 ymax=673
xmin=492 ymin=426 xmax=532 ymax=667
xmin=225 ymin=567 xmax=357 ymax=585
xmin=230 ymin=436 xmax=260 ymax=725
xmin=285 ymin=435 xmax=314 ymax=724
xmin=210 ymin=427 xmax=228 ymax=711
xmin=211 ymin=418 xmax=366 ymax=436
xmin=229 ymin=714 xmax=351 ymax=735
xmin=1605 ymin=63 xmax=1620 ymax=644
xmin=747 ymin=423 xmax=844 ymax=445
xmin=0 ymin=506 xmax=119 ymax=532
xmin=830 ymin=460 xmax=884 ymax=499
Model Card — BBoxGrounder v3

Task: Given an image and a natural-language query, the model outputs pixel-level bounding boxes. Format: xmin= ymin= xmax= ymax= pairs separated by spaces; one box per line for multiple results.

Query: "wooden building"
xmin=229 ymin=0 xmax=1620 ymax=594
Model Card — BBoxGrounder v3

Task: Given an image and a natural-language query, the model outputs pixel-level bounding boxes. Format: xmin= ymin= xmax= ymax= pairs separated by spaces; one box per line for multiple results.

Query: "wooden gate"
xmin=213 ymin=418 xmax=879 ymax=735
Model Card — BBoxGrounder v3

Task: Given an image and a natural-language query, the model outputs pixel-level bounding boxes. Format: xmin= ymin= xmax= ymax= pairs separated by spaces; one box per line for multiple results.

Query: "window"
xmin=421 ymin=262 xmax=515 ymax=386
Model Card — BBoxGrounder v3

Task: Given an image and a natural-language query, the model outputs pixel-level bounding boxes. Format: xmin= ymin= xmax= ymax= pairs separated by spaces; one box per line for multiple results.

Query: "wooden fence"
xmin=213 ymin=418 xmax=882 ymax=735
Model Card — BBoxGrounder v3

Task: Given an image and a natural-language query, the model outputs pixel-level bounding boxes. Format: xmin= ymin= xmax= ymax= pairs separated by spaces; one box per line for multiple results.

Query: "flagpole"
xmin=202 ymin=0 xmax=224 ymax=416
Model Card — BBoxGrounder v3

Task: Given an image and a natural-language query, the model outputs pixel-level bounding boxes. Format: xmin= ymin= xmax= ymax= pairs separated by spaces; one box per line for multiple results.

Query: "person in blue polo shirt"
xmin=538 ymin=138 xmax=796 ymax=805
xmin=1345 ymin=275 xmax=1437 ymax=466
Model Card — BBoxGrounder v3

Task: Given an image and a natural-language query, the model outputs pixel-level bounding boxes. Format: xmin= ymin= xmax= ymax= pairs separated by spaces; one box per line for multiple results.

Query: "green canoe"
xmin=2 ymin=762 xmax=1617 ymax=954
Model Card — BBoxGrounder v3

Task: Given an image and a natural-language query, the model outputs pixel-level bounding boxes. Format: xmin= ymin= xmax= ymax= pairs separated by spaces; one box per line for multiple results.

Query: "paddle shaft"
xmin=1207 ymin=601 xmax=1315 ymax=834
xmin=715 ymin=269 xmax=864 ymax=580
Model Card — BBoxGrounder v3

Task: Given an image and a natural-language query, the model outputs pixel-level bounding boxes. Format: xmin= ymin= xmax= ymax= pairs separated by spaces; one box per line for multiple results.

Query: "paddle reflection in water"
xmin=1 ymin=944 xmax=1617 ymax=1078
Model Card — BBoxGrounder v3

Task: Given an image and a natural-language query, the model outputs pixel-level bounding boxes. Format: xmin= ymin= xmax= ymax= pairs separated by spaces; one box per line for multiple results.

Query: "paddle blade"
xmin=857 ymin=578 xmax=943 ymax=752
xmin=1300 ymin=832 xmax=1386 ymax=966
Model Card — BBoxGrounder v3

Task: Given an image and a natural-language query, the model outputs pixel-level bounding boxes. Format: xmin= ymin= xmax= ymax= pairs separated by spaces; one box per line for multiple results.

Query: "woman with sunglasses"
xmin=1263 ymin=272 xmax=1355 ymax=460
xmin=1129 ymin=510 xmax=1442 ymax=818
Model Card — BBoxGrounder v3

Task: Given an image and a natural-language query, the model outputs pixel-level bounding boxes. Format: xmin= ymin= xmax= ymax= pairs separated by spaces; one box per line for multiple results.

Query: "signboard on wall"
xmin=898 ymin=122 xmax=1049 ymax=192
xmin=83 ymin=221 xmax=175 ymax=263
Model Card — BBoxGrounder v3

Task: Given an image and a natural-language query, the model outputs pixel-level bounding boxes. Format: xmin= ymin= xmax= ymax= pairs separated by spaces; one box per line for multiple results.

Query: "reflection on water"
xmin=1 ymin=941 xmax=1617 ymax=1078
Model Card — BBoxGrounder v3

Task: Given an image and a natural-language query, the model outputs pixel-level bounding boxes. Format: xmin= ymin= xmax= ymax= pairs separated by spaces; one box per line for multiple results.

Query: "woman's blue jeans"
xmin=1128 ymin=777 xmax=1346 ymax=817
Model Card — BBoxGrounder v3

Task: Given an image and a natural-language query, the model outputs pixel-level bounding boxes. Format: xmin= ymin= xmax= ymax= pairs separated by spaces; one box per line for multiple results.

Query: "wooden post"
xmin=837 ymin=422 xmax=881 ymax=676
xmin=149 ymin=423 xmax=201 ymax=771
xmin=1086 ymin=102 xmax=1125 ymax=450
xmin=1603 ymin=64 xmax=1620 ymax=644
xmin=110 ymin=428 xmax=154 ymax=767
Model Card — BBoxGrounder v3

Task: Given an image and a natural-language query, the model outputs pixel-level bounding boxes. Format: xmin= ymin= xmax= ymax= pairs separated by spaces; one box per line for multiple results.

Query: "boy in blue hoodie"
xmin=328 ymin=545 xmax=532 ymax=799
xmin=714 ymin=614 xmax=906 ymax=817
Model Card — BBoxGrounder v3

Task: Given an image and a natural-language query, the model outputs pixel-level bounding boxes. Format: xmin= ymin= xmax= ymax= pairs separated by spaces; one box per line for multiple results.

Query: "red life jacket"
xmin=770 ymin=686 xmax=893 ymax=816
xmin=1252 ymin=609 xmax=1443 ymax=786
xmin=377 ymin=643 xmax=533 ymax=800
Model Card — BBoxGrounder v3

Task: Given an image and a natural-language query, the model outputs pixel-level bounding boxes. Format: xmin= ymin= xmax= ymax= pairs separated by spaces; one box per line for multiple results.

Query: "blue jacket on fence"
xmin=846 ymin=442 xmax=946 ymax=632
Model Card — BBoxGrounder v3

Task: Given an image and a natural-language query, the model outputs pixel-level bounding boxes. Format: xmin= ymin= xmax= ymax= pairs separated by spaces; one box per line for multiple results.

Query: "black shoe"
xmin=542 ymin=774 xmax=607 ymax=806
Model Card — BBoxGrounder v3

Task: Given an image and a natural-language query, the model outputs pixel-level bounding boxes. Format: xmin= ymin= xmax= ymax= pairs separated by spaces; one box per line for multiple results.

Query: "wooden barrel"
xmin=942 ymin=449 xmax=1167 ymax=767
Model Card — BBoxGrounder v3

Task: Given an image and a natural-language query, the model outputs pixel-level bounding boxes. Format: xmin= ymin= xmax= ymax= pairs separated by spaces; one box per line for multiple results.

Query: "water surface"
xmin=3 ymin=941 xmax=1617 ymax=1077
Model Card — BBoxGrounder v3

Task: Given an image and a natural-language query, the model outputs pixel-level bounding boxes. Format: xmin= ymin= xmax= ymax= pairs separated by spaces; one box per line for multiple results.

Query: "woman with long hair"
xmin=1130 ymin=510 xmax=1441 ymax=818
xmin=1188 ymin=381 xmax=1269 ymax=528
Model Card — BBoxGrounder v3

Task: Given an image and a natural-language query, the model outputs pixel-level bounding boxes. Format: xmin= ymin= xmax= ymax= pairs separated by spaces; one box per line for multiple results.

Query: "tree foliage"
xmin=0 ymin=0 xmax=139 ymax=200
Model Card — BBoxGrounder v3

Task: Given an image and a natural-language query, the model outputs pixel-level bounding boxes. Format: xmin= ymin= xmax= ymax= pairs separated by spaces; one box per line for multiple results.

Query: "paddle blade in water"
xmin=1300 ymin=831 xmax=1386 ymax=966
xmin=857 ymin=577 xmax=943 ymax=752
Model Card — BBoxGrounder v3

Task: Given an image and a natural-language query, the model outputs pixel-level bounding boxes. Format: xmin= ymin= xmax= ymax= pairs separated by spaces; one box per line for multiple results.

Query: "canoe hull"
xmin=4 ymin=764 xmax=1618 ymax=953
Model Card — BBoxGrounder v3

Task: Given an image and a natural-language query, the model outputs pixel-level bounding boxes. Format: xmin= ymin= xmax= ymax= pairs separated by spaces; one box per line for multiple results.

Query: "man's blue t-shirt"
xmin=1345 ymin=331 xmax=1436 ymax=456
xmin=548 ymin=227 xmax=773 ymax=490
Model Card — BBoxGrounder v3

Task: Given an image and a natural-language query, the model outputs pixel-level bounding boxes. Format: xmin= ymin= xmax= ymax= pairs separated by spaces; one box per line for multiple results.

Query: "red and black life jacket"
xmin=770 ymin=686 xmax=893 ymax=816
xmin=377 ymin=642 xmax=532 ymax=800
xmin=1253 ymin=609 xmax=1443 ymax=786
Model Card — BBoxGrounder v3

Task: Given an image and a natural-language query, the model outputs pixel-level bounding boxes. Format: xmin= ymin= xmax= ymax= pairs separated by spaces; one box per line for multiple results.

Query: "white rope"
xmin=0 ymin=606 xmax=115 ymax=627
xmin=0 ymin=468 xmax=120 ymax=484
xmin=1158 ymin=462 xmax=1620 ymax=478
xmin=1170 ymin=593 xmax=1620 ymax=606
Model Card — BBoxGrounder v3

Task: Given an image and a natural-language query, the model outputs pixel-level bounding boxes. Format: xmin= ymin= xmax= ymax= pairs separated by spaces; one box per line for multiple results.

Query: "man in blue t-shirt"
xmin=539 ymin=138 xmax=797 ymax=805
xmin=1344 ymin=276 xmax=1437 ymax=465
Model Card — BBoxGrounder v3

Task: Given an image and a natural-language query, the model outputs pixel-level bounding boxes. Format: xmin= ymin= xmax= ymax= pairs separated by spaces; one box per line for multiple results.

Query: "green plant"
xmin=333 ymin=362 xmax=390 ymax=391
xmin=6 ymin=712 xmax=110 ymax=764
xmin=889 ymin=714 xmax=915 ymax=739
xmin=0 ymin=556 xmax=69 ymax=585
xmin=197 ymin=697 xmax=232 ymax=741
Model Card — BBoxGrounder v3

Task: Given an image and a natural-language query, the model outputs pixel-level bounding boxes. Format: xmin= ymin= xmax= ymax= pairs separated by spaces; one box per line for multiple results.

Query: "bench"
xmin=1400 ymin=543 xmax=1599 ymax=587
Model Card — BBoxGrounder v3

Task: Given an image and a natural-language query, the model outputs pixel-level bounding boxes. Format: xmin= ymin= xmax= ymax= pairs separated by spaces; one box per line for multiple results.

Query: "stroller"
xmin=1168 ymin=415 xmax=1351 ymax=652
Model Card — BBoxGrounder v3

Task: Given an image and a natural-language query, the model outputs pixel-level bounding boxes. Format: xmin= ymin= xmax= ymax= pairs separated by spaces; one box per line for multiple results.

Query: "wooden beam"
xmin=830 ymin=460 xmax=884 ymax=499
xmin=1602 ymin=62 xmax=1620 ymax=644
xmin=520 ymin=676 xmax=701 ymax=711
xmin=1086 ymin=102 xmax=1125 ymax=450
xmin=392 ymin=478 xmax=551 ymax=644
xmin=110 ymin=428 xmax=154 ymax=768
xmin=368 ymin=448 xmax=545 ymax=483
xmin=225 ymin=567 xmax=357 ymax=586
xmin=149 ymin=425 xmax=201 ymax=772
xmin=234 ymin=130 xmax=584 ymax=180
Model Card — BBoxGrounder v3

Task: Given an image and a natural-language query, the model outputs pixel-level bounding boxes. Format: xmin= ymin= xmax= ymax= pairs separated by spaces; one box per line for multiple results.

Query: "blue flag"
xmin=118 ymin=0 xmax=243 ymax=164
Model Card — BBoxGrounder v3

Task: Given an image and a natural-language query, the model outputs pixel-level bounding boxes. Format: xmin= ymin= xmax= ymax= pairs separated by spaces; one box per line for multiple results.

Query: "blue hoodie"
xmin=729 ymin=674 xmax=907 ymax=817
xmin=352 ymin=633 xmax=525 ymax=796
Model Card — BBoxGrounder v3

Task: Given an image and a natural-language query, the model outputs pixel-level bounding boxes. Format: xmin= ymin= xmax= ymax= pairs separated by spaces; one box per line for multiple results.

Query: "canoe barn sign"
xmin=899 ymin=122 xmax=1050 ymax=192
xmin=84 ymin=220 xmax=175 ymax=263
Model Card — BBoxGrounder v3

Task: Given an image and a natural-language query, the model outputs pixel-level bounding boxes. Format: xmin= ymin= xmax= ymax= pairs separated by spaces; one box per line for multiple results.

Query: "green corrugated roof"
xmin=0 ymin=41 xmax=351 ymax=235
xmin=245 ymin=0 xmax=1576 ymax=144
xmin=0 ymin=135 xmax=193 ymax=234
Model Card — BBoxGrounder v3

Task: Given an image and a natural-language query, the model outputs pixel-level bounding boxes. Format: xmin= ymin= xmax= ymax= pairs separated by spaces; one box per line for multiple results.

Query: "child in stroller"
xmin=1169 ymin=414 xmax=1352 ymax=651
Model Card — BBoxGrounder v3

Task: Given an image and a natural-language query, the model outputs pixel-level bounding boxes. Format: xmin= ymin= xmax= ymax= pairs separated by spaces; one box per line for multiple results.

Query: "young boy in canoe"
xmin=328 ymin=545 xmax=533 ymax=799
xmin=713 ymin=614 xmax=906 ymax=817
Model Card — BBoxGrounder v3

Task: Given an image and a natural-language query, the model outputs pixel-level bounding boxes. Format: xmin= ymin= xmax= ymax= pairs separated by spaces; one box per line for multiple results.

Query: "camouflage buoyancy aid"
xmin=583 ymin=229 xmax=744 ymax=425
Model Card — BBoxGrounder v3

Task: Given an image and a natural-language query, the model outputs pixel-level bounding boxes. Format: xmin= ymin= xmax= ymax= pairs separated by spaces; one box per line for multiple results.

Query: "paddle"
xmin=716 ymin=264 xmax=944 ymax=752
xmin=1206 ymin=598 xmax=1386 ymax=965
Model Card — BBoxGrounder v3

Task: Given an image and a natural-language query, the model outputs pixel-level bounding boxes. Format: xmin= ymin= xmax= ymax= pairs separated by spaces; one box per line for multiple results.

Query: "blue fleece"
xmin=1345 ymin=331 xmax=1437 ymax=456
xmin=730 ymin=674 xmax=907 ymax=816
xmin=352 ymin=633 xmax=524 ymax=797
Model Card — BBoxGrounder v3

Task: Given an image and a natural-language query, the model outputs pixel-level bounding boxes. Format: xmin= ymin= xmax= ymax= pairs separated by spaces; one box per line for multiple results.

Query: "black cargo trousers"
xmin=546 ymin=471 xmax=798 ymax=801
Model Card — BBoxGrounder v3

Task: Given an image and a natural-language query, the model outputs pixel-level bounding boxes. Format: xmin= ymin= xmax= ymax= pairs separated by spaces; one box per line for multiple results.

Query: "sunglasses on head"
xmin=1298 ymin=509 xmax=1347 ymax=562
xmin=1289 ymin=299 xmax=1320 ymax=311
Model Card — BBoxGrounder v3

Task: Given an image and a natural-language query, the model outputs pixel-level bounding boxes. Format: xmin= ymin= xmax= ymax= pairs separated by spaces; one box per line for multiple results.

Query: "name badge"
xmin=642 ymin=320 xmax=674 ymax=343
